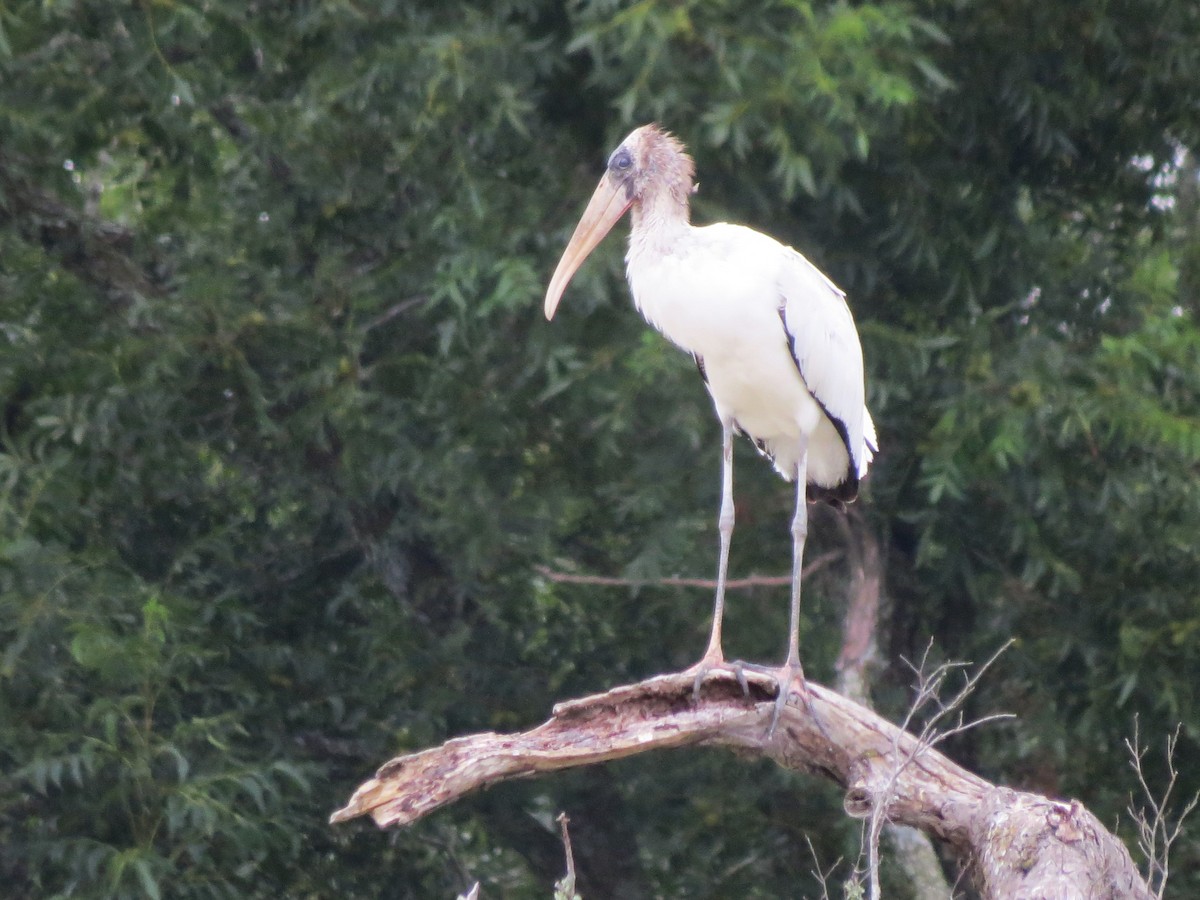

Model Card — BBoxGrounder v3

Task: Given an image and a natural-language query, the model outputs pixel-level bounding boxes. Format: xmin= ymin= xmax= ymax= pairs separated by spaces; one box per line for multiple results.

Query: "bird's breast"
xmin=626 ymin=229 xmax=780 ymax=357
xmin=624 ymin=232 xmax=850 ymax=485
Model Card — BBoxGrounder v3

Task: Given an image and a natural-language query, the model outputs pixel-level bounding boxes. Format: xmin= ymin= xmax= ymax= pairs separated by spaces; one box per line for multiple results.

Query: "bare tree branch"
xmin=534 ymin=551 xmax=840 ymax=591
xmin=333 ymin=669 xmax=1153 ymax=899
xmin=360 ymin=295 xmax=430 ymax=334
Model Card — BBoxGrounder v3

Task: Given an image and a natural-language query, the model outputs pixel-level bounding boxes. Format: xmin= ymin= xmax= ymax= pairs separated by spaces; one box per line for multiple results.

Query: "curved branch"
xmin=332 ymin=670 xmax=1151 ymax=899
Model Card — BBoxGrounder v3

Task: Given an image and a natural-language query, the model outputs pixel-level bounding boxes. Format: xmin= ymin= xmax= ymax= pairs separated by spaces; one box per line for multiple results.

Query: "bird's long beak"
xmin=544 ymin=174 xmax=632 ymax=320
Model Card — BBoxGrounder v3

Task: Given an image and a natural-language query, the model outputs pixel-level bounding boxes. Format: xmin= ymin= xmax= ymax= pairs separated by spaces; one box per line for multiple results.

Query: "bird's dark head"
xmin=606 ymin=124 xmax=696 ymax=207
xmin=544 ymin=124 xmax=695 ymax=320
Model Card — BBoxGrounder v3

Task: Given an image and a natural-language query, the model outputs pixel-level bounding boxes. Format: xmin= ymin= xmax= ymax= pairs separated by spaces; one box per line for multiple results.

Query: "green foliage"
xmin=571 ymin=0 xmax=942 ymax=208
xmin=1 ymin=0 xmax=1199 ymax=896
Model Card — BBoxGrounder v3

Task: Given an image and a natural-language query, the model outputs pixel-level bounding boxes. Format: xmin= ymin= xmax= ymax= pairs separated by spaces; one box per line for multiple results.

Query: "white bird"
xmin=545 ymin=124 xmax=876 ymax=728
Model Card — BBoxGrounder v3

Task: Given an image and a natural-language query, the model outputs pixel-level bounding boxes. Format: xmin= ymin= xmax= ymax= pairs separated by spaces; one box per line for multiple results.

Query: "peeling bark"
xmin=333 ymin=671 xmax=1151 ymax=899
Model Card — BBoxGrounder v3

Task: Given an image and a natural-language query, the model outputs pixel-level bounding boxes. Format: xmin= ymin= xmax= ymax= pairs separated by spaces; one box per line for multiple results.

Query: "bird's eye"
xmin=610 ymin=149 xmax=633 ymax=173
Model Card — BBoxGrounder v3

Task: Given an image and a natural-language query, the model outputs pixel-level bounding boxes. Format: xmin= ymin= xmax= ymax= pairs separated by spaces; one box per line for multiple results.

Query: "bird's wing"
xmin=776 ymin=247 xmax=870 ymax=476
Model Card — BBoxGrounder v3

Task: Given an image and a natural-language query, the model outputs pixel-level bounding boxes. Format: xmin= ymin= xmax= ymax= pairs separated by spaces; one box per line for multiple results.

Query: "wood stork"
xmin=545 ymin=124 xmax=876 ymax=728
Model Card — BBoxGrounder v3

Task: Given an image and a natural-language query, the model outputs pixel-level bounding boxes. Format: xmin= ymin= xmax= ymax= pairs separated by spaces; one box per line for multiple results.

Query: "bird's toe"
xmin=765 ymin=659 xmax=810 ymax=738
xmin=687 ymin=654 xmax=753 ymax=702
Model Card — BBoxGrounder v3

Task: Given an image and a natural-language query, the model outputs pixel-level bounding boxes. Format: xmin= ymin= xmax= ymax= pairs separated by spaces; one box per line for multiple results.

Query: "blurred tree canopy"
xmin=1 ymin=0 xmax=1198 ymax=896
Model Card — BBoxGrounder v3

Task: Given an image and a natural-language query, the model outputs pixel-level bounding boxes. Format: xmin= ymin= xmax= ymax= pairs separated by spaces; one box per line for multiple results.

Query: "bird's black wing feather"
xmin=777 ymin=306 xmax=859 ymax=506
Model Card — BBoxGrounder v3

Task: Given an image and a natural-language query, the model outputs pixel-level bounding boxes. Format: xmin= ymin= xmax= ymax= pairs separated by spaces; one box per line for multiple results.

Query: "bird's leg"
xmin=705 ymin=422 xmax=736 ymax=661
xmin=768 ymin=445 xmax=811 ymax=736
xmin=692 ymin=422 xmax=739 ymax=699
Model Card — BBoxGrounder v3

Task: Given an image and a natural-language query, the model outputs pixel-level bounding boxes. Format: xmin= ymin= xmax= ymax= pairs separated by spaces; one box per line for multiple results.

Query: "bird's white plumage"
xmin=776 ymin=240 xmax=877 ymax=481
xmin=544 ymin=123 xmax=877 ymax=705
xmin=626 ymin=220 xmax=874 ymax=490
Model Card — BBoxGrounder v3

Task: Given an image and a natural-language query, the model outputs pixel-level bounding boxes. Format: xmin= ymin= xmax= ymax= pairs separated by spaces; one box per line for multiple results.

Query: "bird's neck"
xmin=630 ymin=190 xmax=691 ymax=254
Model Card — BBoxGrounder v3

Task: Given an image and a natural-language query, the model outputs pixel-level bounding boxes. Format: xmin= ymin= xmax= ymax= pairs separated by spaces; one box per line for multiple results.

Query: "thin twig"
xmin=557 ymin=813 xmax=576 ymax=884
xmin=833 ymin=517 xmax=956 ymax=900
xmin=554 ymin=813 xmax=581 ymax=900
xmin=1125 ymin=718 xmax=1200 ymax=899
xmin=361 ymin=295 xmax=429 ymax=333
xmin=805 ymin=834 xmax=843 ymax=900
xmin=859 ymin=640 xmax=1015 ymax=900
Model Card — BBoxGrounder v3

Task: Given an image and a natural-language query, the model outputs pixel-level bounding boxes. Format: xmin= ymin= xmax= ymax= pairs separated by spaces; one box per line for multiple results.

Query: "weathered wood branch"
xmin=332 ymin=670 xmax=1151 ymax=899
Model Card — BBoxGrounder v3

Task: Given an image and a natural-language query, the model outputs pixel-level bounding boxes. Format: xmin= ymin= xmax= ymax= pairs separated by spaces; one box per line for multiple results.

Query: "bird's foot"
xmin=685 ymin=655 xmax=750 ymax=702
xmin=767 ymin=658 xmax=810 ymax=738
xmin=732 ymin=658 xmax=815 ymax=738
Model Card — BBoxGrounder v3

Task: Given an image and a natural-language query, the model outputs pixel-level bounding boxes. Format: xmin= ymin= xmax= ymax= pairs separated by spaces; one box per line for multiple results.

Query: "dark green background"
xmin=2 ymin=1 xmax=1198 ymax=896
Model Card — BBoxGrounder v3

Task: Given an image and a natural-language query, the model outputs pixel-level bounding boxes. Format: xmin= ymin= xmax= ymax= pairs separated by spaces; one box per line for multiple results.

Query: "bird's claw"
xmin=728 ymin=659 xmax=775 ymax=677
xmin=733 ymin=660 xmax=750 ymax=698
xmin=688 ymin=658 xmax=752 ymax=702
xmin=766 ymin=680 xmax=793 ymax=738
xmin=757 ymin=659 xmax=822 ymax=740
